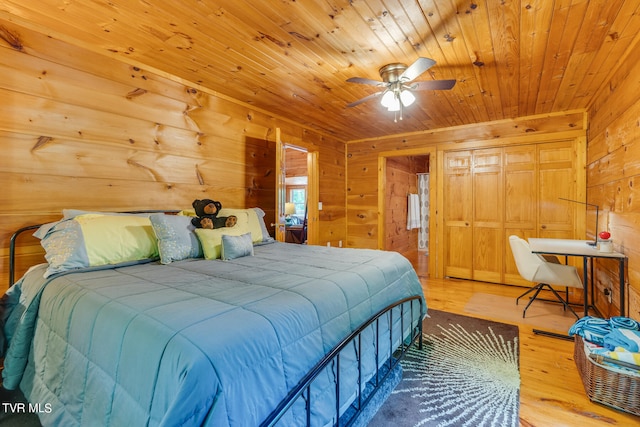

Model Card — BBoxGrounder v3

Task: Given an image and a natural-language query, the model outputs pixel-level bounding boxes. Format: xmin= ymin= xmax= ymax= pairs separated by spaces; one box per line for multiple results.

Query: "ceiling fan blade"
xmin=346 ymin=77 xmax=386 ymax=86
xmin=346 ymin=91 xmax=384 ymax=107
xmin=410 ymin=79 xmax=457 ymax=91
xmin=400 ymin=57 xmax=436 ymax=82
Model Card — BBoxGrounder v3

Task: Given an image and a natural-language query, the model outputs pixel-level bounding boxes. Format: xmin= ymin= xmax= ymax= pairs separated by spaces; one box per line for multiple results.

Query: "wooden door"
xmin=442 ymin=140 xmax=580 ymax=285
xmin=443 ymin=150 xmax=473 ymax=279
xmin=306 ymin=150 xmax=319 ymax=245
xmin=538 ymin=141 xmax=576 ymax=239
xmin=504 ymin=145 xmax=537 ymax=286
xmin=472 ymin=148 xmax=503 ymax=283
xmin=537 ymin=141 xmax=583 ymax=299
xmin=275 ymin=129 xmax=287 ymax=242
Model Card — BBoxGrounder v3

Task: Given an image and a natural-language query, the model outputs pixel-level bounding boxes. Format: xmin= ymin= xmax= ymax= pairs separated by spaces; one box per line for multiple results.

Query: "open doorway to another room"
xmin=284 ymin=145 xmax=308 ymax=244
xmin=383 ymin=155 xmax=430 ymax=277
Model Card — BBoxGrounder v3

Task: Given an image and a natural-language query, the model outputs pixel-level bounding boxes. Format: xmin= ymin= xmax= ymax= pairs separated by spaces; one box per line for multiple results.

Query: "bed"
xmin=1 ymin=209 xmax=425 ymax=426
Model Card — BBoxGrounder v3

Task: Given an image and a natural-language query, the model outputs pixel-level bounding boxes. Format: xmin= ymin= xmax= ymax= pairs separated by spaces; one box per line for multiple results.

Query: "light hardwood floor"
xmin=406 ymin=251 xmax=638 ymax=427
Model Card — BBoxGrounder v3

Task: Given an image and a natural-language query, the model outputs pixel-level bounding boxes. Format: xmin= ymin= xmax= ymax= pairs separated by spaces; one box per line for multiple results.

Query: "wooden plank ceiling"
xmin=1 ymin=0 xmax=639 ymax=141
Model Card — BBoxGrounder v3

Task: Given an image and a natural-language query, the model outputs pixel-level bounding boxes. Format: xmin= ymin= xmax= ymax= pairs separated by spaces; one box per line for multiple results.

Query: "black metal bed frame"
xmin=261 ymin=295 xmax=423 ymax=427
xmin=9 ymin=218 xmax=424 ymax=427
xmin=9 ymin=223 xmax=41 ymax=286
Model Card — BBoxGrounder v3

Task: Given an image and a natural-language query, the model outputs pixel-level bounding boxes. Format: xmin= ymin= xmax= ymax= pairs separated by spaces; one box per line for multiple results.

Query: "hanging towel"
xmin=407 ymin=193 xmax=420 ymax=230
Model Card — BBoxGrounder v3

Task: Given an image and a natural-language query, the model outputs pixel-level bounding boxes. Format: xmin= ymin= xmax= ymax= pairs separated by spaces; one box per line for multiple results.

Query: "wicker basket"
xmin=574 ymin=335 xmax=640 ymax=416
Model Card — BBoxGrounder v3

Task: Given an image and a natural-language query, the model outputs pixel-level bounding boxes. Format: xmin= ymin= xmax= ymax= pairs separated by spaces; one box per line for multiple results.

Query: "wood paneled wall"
xmin=285 ymin=149 xmax=308 ymax=178
xmin=346 ymin=111 xmax=587 ymax=278
xmin=587 ymin=41 xmax=640 ymax=319
xmin=0 ymin=19 xmax=346 ymax=290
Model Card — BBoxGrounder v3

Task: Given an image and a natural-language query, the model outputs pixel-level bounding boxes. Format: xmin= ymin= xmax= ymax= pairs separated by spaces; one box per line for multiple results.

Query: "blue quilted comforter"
xmin=1 ymin=243 xmax=424 ymax=426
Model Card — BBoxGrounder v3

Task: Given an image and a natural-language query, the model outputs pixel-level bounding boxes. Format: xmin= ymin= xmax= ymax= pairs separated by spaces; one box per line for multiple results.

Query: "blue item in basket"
xmin=603 ymin=329 xmax=640 ymax=352
xmin=569 ymin=315 xmax=640 ymax=347
xmin=569 ymin=316 xmax=611 ymax=345
xmin=609 ymin=316 xmax=640 ymax=331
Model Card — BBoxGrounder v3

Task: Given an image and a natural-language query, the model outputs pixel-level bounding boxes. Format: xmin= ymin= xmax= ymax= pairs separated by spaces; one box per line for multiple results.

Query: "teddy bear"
xmin=192 ymin=199 xmax=222 ymax=217
xmin=190 ymin=199 xmax=237 ymax=229
xmin=213 ymin=215 xmax=237 ymax=229
xmin=192 ymin=215 xmax=237 ymax=230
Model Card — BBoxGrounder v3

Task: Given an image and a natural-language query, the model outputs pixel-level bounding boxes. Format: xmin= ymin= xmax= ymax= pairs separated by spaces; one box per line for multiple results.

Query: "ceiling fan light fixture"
xmin=346 ymin=57 xmax=455 ymax=118
xmin=400 ymin=89 xmax=415 ymax=107
xmin=380 ymin=90 xmax=395 ymax=108
xmin=386 ymin=94 xmax=401 ymax=112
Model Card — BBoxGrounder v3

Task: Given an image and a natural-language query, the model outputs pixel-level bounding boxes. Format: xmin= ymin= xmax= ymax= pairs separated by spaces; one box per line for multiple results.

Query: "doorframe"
xmin=306 ymin=151 xmax=319 ymax=245
xmin=275 ymin=128 xmax=319 ymax=245
xmin=377 ymin=146 xmax=438 ymax=276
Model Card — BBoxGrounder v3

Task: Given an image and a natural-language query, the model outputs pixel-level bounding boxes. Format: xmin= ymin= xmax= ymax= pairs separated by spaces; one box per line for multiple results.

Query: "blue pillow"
xmin=149 ymin=214 xmax=203 ymax=264
xmin=252 ymin=207 xmax=275 ymax=243
xmin=33 ymin=221 xmax=61 ymax=239
xmin=221 ymin=232 xmax=254 ymax=260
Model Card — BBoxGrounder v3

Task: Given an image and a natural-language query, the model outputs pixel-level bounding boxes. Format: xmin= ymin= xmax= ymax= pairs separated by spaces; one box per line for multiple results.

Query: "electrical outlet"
xmin=604 ymin=287 xmax=613 ymax=304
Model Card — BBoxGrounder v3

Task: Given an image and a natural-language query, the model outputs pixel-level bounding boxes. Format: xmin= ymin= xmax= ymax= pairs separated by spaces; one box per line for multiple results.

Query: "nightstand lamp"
xmin=285 ymin=203 xmax=296 ymax=224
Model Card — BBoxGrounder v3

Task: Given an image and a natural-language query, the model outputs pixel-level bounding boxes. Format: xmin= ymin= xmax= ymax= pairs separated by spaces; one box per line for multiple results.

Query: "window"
xmin=289 ymin=188 xmax=306 ymax=216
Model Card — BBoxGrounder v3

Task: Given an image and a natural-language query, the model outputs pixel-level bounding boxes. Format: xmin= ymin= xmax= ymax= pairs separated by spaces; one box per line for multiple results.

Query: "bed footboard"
xmin=261 ymin=295 xmax=424 ymax=427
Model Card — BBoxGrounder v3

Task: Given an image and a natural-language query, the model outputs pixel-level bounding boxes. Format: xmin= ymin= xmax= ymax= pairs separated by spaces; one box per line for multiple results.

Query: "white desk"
xmin=528 ymin=238 xmax=627 ymax=317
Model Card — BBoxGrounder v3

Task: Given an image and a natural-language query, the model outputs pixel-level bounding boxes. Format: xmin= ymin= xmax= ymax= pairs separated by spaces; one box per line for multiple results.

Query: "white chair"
xmin=508 ymin=235 xmax=583 ymax=318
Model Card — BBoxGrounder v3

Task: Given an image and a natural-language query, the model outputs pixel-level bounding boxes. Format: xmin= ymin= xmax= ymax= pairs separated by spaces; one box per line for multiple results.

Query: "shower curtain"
xmin=417 ymin=173 xmax=430 ymax=252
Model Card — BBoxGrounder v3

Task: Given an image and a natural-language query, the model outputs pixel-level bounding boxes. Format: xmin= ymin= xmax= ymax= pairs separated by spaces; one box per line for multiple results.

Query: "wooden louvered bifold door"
xmin=443 ymin=140 xmax=579 ymax=285
xmin=443 ymin=150 xmax=473 ymax=279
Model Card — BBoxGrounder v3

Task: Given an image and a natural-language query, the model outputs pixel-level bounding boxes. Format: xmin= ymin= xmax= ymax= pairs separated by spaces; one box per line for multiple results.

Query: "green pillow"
xmin=194 ymin=216 xmax=251 ymax=259
xmin=181 ymin=207 xmax=273 ymax=243
xmin=41 ymin=214 xmax=158 ymax=277
xmin=218 ymin=208 xmax=265 ymax=243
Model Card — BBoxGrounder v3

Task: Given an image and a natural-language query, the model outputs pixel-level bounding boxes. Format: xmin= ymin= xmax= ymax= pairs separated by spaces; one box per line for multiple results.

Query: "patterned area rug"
xmin=369 ymin=310 xmax=520 ymax=427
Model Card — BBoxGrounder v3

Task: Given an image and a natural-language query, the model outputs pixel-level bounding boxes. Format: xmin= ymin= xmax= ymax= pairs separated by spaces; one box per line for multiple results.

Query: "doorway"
xmin=283 ymin=145 xmax=308 ymax=244
xmin=275 ymin=129 xmax=319 ymax=244
xmin=378 ymin=147 xmax=436 ymax=277
xmin=382 ymin=155 xmax=429 ymax=252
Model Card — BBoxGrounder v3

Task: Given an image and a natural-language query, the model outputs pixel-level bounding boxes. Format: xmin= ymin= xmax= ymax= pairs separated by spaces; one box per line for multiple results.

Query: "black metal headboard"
xmin=9 ymin=224 xmax=44 ymax=286
xmin=8 ymin=210 xmax=182 ymax=287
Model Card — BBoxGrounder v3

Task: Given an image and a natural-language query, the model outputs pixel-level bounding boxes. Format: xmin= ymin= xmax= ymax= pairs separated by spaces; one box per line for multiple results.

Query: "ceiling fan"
xmin=346 ymin=57 xmax=455 ymax=121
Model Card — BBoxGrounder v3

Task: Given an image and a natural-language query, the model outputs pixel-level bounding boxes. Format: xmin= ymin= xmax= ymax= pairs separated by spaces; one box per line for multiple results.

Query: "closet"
xmin=442 ymin=140 xmax=582 ymax=285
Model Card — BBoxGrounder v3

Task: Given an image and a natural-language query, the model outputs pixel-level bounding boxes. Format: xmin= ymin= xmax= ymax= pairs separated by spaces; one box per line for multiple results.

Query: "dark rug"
xmin=368 ymin=309 xmax=520 ymax=427
xmin=0 ymin=386 xmax=41 ymax=427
